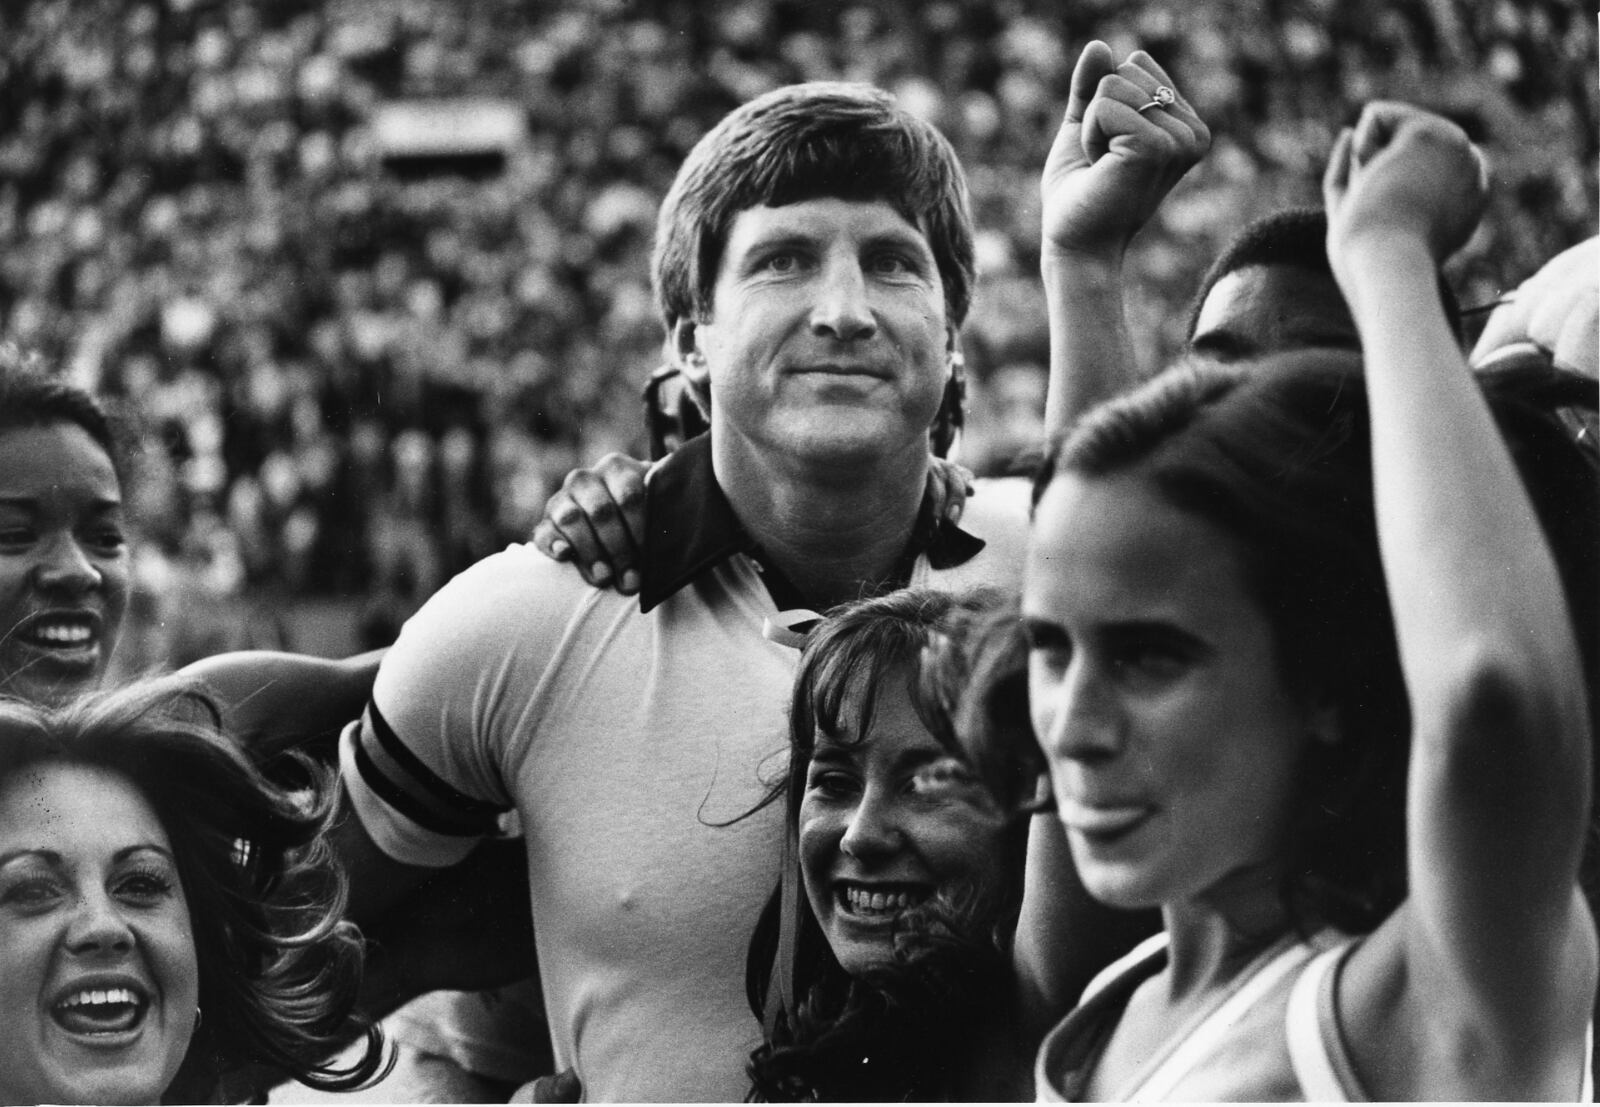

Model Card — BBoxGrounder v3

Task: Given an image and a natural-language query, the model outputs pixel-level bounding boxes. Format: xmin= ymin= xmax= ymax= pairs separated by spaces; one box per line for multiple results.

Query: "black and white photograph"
xmin=0 ymin=1 xmax=1594 ymax=1102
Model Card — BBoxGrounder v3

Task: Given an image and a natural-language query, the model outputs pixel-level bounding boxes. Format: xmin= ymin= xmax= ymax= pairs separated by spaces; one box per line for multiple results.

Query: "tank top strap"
xmin=1583 ymin=1021 xmax=1594 ymax=1103
xmin=1285 ymin=940 xmax=1364 ymax=1101
xmin=1124 ymin=934 xmax=1318 ymax=1102
xmin=1080 ymin=932 xmax=1170 ymax=1005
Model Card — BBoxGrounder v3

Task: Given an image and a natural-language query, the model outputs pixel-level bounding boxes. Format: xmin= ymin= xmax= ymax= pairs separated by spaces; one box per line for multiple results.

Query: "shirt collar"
xmin=639 ymin=434 xmax=986 ymax=613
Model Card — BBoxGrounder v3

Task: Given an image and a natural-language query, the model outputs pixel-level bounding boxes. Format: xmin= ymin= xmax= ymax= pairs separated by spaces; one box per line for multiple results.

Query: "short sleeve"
xmin=340 ymin=543 xmax=593 ymax=867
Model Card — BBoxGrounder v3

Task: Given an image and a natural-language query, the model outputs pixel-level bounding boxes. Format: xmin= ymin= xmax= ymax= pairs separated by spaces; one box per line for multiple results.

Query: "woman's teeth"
xmin=29 ymin=622 xmax=93 ymax=646
xmin=54 ymin=988 xmax=146 ymax=1034
xmin=842 ymin=886 xmax=921 ymax=915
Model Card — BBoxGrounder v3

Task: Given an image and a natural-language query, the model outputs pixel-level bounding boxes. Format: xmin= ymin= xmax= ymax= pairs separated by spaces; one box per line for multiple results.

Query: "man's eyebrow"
xmin=738 ymin=225 xmax=821 ymax=250
xmin=862 ymin=224 xmax=930 ymax=246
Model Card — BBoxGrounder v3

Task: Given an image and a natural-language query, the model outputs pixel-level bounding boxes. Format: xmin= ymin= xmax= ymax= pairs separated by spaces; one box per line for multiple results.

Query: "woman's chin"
xmin=1070 ymin=849 xmax=1166 ymax=911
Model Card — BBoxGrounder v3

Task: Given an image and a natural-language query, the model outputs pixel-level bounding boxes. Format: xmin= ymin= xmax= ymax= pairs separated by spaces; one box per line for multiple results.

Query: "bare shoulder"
xmin=1338 ymin=900 xmax=1596 ymax=1100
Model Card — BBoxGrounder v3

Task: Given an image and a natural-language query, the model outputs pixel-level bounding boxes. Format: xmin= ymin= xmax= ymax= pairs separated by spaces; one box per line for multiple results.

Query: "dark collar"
xmin=639 ymin=434 xmax=985 ymax=613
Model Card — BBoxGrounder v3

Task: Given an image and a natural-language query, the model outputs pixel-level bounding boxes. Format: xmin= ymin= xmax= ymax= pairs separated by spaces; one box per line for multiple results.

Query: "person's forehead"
xmin=0 ymin=762 xmax=166 ymax=851
xmin=721 ymin=197 xmax=930 ymax=253
xmin=1191 ymin=263 xmax=1357 ymax=353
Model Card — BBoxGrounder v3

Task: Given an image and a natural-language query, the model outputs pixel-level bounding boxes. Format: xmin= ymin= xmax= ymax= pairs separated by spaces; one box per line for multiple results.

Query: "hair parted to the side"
xmin=0 ymin=343 xmax=128 ymax=484
xmin=653 ymin=82 xmax=976 ymax=336
xmin=744 ymin=587 xmax=1029 ymax=1102
xmin=1184 ymin=207 xmax=1463 ymax=343
xmin=1010 ymin=349 xmax=1598 ymax=934
xmin=0 ymin=676 xmax=389 ymax=1101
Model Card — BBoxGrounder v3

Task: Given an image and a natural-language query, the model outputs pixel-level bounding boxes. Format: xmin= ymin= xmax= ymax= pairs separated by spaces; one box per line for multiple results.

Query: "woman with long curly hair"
xmin=0 ymin=676 xmax=386 ymax=1104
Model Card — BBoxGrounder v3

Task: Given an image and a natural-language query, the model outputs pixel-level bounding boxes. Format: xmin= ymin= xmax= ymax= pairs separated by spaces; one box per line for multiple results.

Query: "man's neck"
xmin=713 ymin=435 xmax=929 ymax=611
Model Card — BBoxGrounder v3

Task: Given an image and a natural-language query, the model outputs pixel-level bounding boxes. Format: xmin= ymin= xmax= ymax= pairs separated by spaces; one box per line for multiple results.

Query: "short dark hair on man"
xmin=1185 ymin=207 xmax=1463 ymax=341
xmin=653 ymin=82 xmax=976 ymax=334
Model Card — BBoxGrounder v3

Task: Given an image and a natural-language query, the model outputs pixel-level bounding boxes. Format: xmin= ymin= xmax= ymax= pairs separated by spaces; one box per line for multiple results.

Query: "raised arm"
xmin=1324 ymin=103 xmax=1595 ymax=1098
xmin=1040 ymin=41 xmax=1209 ymax=434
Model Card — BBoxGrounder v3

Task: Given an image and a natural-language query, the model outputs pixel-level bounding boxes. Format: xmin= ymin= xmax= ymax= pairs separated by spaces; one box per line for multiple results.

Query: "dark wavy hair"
xmin=0 ymin=344 xmax=127 ymax=485
xmin=0 ymin=676 xmax=388 ymax=1101
xmin=1003 ymin=348 xmax=1597 ymax=934
xmin=744 ymin=588 xmax=1029 ymax=1101
xmin=653 ymin=81 xmax=975 ymax=336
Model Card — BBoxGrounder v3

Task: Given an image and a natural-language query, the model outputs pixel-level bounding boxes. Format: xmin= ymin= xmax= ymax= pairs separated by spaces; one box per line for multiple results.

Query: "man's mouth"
xmin=793 ymin=363 xmax=891 ymax=381
xmin=52 ymin=986 xmax=150 ymax=1037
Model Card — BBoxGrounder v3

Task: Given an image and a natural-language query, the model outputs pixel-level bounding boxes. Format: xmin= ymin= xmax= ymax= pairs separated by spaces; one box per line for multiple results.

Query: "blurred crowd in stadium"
xmin=1 ymin=0 xmax=1593 ymax=668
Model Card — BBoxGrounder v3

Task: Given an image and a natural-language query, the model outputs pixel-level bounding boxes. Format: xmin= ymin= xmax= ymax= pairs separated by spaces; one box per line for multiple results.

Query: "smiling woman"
xmin=0 ymin=352 xmax=130 ymax=707
xmin=0 ymin=676 xmax=386 ymax=1104
xmin=745 ymin=587 xmax=1032 ymax=1102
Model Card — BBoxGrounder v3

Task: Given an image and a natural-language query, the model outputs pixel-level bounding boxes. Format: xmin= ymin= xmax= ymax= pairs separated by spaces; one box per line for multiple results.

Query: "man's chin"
xmin=777 ymin=419 xmax=925 ymax=467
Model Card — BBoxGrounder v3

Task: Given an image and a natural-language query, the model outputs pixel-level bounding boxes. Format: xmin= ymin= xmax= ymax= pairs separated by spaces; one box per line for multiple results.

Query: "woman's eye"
xmin=1022 ymin=621 xmax=1071 ymax=669
xmin=1112 ymin=644 xmax=1187 ymax=684
xmin=760 ymin=251 xmax=800 ymax=274
xmin=1026 ymin=638 xmax=1072 ymax=682
xmin=0 ymin=526 xmax=35 ymax=546
xmin=1 ymin=876 xmax=63 ymax=909
xmin=88 ymin=528 xmax=127 ymax=553
xmin=806 ymin=770 xmax=857 ymax=798
xmin=115 ymin=868 xmax=175 ymax=905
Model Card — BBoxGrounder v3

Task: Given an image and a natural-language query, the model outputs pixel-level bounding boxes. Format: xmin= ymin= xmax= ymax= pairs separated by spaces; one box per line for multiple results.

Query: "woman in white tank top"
xmin=1001 ymin=102 xmax=1598 ymax=1101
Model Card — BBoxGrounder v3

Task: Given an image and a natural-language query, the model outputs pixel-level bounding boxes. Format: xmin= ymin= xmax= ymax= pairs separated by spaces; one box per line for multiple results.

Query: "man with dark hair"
xmin=331 ymin=51 xmax=1204 ymax=1100
xmin=1187 ymin=205 xmax=1463 ymax=361
xmin=334 ymin=80 xmax=1024 ymax=1103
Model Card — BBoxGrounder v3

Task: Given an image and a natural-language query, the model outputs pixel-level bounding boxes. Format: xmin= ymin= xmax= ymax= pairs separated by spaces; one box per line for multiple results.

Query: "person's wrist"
xmin=1330 ymin=217 xmax=1433 ymax=269
xmin=1331 ymin=230 xmax=1438 ymax=323
xmin=1041 ymin=244 xmax=1125 ymax=291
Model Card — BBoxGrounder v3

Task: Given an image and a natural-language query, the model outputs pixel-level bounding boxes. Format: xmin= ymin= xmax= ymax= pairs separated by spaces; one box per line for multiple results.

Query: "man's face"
xmin=688 ymin=198 xmax=951 ymax=471
xmin=1188 ymin=264 xmax=1359 ymax=361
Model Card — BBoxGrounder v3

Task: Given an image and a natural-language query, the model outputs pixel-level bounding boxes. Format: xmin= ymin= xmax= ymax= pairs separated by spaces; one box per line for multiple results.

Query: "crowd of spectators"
xmin=1 ymin=0 xmax=1593 ymax=666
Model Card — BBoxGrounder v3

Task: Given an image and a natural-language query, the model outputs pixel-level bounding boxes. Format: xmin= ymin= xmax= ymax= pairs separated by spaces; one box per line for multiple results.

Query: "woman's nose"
xmin=65 ymin=890 xmax=135 ymax=957
xmin=1037 ymin=664 xmax=1124 ymax=765
xmin=839 ymin=791 xmax=901 ymax=861
xmin=32 ymin=535 xmax=101 ymax=596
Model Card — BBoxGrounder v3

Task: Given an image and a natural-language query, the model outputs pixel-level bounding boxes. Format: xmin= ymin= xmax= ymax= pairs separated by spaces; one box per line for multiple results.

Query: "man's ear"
xmin=671 ymin=320 xmax=709 ymax=386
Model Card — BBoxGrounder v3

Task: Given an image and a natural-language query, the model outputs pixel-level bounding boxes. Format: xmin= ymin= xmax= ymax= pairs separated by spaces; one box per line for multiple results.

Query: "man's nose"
xmin=809 ymin=259 xmax=876 ymax=342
